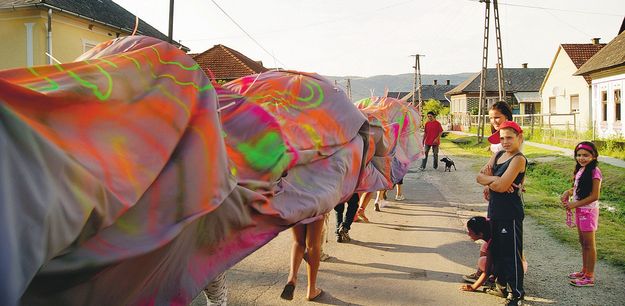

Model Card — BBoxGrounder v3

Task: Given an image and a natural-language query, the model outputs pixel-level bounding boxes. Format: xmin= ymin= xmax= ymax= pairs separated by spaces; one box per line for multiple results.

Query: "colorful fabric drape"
xmin=0 ymin=36 xmax=423 ymax=305
xmin=355 ymin=96 xmax=424 ymax=190
xmin=224 ymin=71 xmax=369 ymax=223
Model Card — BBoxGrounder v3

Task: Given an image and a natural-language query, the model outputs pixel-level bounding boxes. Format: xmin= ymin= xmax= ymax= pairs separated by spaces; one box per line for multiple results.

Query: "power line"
xmin=468 ymin=0 xmax=622 ymax=17
xmin=210 ymin=0 xmax=286 ymax=68
xmin=182 ymin=0 xmax=415 ymax=43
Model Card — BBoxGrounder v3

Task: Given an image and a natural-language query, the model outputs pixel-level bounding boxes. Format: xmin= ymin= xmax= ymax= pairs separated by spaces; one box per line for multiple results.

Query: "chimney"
xmin=446 ymin=80 xmax=450 ymax=85
xmin=592 ymin=38 xmax=600 ymax=44
xmin=434 ymin=79 xmax=438 ymax=85
xmin=522 ymin=63 xmax=528 ymax=68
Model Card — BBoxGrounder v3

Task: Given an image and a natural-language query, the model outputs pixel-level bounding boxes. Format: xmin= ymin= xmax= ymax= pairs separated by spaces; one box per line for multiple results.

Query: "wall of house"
xmin=0 ymin=8 xmax=39 ymax=69
xmin=450 ymin=94 xmax=468 ymax=113
xmin=540 ymin=48 xmax=592 ymax=131
xmin=591 ymin=69 xmax=625 ymax=138
xmin=1 ymin=7 xmax=124 ymax=70
xmin=450 ymin=93 xmax=515 ymax=115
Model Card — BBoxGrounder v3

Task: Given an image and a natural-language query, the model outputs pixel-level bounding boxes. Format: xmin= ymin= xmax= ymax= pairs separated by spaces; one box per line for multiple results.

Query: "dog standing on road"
xmin=440 ymin=156 xmax=456 ymax=172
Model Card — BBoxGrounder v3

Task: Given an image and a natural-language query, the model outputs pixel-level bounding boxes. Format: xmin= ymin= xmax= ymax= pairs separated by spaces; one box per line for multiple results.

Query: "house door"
xmin=525 ymin=103 xmax=537 ymax=114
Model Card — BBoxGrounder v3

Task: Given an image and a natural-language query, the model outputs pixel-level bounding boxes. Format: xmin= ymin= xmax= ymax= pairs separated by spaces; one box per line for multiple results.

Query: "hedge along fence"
xmin=446 ymin=113 xmax=625 ymax=159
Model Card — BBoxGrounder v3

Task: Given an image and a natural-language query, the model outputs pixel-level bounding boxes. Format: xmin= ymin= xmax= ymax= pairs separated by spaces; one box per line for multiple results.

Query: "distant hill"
xmin=325 ymin=73 xmax=475 ymax=102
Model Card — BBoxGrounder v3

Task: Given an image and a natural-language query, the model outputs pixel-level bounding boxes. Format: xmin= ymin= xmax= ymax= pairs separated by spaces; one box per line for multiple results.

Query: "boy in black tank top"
xmin=477 ymin=121 xmax=527 ymax=306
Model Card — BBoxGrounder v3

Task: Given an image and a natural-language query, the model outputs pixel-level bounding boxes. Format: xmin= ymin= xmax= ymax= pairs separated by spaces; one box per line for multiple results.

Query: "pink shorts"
xmin=575 ymin=207 xmax=599 ymax=232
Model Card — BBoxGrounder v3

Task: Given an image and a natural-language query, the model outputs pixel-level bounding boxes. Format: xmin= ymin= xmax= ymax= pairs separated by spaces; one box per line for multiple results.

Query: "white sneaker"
xmin=395 ymin=194 xmax=405 ymax=201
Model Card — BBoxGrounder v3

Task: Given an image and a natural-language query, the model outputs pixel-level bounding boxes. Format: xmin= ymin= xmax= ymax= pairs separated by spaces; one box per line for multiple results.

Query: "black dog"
xmin=440 ymin=157 xmax=456 ymax=172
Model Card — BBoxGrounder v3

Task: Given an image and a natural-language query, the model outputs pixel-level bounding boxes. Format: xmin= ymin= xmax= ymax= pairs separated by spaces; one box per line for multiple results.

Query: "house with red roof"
xmin=575 ymin=27 xmax=625 ymax=138
xmin=539 ymin=38 xmax=606 ymax=132
xmin=192 ymin=44 xmax=268 ymax=83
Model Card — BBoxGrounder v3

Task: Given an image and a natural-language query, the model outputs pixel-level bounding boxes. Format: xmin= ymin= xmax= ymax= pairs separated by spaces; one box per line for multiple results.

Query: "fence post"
xmin=548 ymin=114 xmax=551 ymax=129
xmin=530 ymin=114 xmax=535 ymax=140
xmin=573 ymin=113 xmax=577 ymax=134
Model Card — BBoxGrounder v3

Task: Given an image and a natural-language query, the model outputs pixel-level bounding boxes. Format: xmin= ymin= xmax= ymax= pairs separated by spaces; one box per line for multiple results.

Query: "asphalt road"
xmin=225 ymin=159 xmax=503 ymax=306
xmin=223 ymin=151 xmax=625 ymax=305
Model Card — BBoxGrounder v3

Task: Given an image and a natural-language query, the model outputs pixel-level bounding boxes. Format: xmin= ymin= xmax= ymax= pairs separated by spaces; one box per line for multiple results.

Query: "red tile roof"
xmin=561 ymin=43 xmax=606 ymax=84
xmin=576 ymin=31 xmax=625 ymax=76
xmin=192 ymin=44 xmax=268 ymax=81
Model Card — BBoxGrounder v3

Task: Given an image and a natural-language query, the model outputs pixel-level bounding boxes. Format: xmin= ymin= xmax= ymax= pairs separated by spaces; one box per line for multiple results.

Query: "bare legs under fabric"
xmin=286 ymin=217 xmax=324 ymax=300
xmin=420 ymin=144 xmax=439 ymax=169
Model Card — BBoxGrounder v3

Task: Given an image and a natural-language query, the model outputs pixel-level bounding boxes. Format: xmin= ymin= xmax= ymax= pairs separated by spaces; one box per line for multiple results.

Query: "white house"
xmin=540 ymin=39 xmax=605 ymax=132
xmin=576 ymin=30 xmax=625 ymax=138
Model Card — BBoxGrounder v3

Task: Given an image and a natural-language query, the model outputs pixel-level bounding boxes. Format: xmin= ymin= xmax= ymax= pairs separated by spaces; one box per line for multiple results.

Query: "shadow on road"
xmin=322 ymin=256 xmax=468 ymax=285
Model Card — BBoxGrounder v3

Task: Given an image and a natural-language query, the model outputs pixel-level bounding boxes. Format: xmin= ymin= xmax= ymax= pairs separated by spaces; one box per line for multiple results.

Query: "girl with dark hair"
xmin=561 ymin=141 xmax=602 ymax=287
xmin=461 ymin=216 xmax=493 ymax=289
xmin=487 ymin=101 xmax=514 ymax=153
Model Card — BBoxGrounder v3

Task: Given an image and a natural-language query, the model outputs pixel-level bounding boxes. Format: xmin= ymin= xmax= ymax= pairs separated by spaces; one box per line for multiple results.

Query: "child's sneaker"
xmin=395 ymin=194 xmax=405 ymax=201
xmin=568 ymin=271 xmax=585 ymax=279
xmin=570 ymin=276 xmax=594 ymax=287
xmin=462 ymin=271 xmax=480 ymax=283
xmin=505 ymin=296 xmax=523 ymax=306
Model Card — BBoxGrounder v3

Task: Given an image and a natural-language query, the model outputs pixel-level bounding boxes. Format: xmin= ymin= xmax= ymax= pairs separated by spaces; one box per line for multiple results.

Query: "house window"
xmin=616 ymin=89 xmax=621 ymax=122
xmin=570 ymin=95 xmax=579 ymax=113
xmin=82 ymin=40 xmax=98 ymax=53
xmin=549 ymin=97 xmax=556 ymax=113
xmin=601 ymin=91 xmax=607 ymax=122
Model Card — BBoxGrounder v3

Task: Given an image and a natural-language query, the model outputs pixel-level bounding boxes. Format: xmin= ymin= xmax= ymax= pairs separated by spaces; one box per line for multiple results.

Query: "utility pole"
xmin=411 ymin=54 xmax=424 ymax=109
xmin=476 ymin=0 xmax=505 ymax=143
xmin=493 ymin=0 xmax=506 ymax=101
xmin=476 ymin=1 xmax=490 ymax=142
xmin=346 ymin=78 xmax=352 ymax=100
xmin=168 ymin=0 xmax=174 ymax=43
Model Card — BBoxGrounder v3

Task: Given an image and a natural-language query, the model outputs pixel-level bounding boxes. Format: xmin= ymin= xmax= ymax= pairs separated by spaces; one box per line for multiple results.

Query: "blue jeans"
xmin=420 ymin=144 xmax=439 ymax=169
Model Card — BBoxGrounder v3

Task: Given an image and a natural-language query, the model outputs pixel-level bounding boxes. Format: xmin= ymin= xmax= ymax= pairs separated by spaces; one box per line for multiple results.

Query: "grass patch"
xmin=445 ymin=136 xmax=625 ymax=269
xmin=441 ymin=133 xmax=490 ymax=157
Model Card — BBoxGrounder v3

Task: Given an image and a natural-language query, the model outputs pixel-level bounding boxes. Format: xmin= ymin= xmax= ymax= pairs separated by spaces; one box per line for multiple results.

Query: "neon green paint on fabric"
xmin=26 ymin=67 xmax=59 ymax=92
xmin=121 ymin=54 xmax=142 ymax=71
xmin=66 ymin=64 xmax=113 ymax=101
xmin=54 ymin=63 xmax=113 ymax=101
xmin=237 ymin=132 xmax=286 ymax=170
xmin=145 ymin=61 xmax=213 ymax=92
xmin=150 ymin=46 xmax=200 ymax=71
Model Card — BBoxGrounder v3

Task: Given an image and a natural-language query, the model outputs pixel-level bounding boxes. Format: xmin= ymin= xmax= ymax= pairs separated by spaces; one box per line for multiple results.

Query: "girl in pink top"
xmin=561 ymin=141 xmax=603 ymax=287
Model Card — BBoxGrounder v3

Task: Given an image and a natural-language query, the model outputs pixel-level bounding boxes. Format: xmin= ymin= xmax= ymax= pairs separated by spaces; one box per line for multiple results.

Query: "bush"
xmin=422 ymin=99 xmax=449 ymax=117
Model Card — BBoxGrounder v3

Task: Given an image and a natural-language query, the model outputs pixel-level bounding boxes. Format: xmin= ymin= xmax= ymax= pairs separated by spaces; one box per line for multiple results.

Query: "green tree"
xmin=422 ymin=99 xmax=449 ymax=117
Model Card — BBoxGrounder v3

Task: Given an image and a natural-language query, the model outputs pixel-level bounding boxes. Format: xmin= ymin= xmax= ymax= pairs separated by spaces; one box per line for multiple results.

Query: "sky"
xmin=114 ymin=0 xmax=624 ymax=77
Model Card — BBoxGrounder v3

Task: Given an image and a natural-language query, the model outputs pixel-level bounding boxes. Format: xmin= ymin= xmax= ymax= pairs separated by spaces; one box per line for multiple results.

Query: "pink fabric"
xmin=573 ymin=167 xmax=602 ymax=208
xmin=423 ymin=120 xmax=443 ymax=145
xmin=575 ymin=207 xmax=599 ymax=232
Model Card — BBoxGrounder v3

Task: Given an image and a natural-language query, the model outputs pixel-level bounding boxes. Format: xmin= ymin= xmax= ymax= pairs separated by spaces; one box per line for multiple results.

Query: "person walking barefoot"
xmin=280 ymin=217 xmax=325 ymax=301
